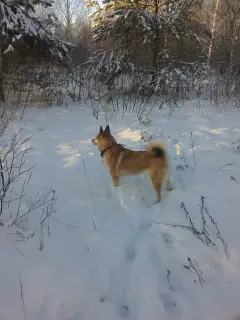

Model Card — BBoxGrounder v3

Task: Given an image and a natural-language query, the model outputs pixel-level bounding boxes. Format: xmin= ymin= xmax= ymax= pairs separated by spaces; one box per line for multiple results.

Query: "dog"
xmin=92 ymin=125 xmax=172 ymax=203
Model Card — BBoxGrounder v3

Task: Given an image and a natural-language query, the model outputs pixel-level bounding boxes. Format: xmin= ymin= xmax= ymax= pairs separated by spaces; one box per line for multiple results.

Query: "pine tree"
xmin=0 ymin=0 xmax=72 ymax=59
xmin=0 ymin=0 xmax=73 ymax=101
xmin=86 ymin=0 xmax=207 ymax=92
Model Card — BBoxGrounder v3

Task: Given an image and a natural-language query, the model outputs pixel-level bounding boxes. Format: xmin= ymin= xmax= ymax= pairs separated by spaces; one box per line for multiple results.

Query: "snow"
xmin=0 ymin=0 xmax=71 ymax=61
xmin=2 ymin=43 xmax=13 ymax=54
xmin=1 ymin=100 xmax=240 ymax=320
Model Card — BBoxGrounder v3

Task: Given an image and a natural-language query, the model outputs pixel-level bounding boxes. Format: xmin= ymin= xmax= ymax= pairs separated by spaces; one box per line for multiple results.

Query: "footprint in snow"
xmin=125 ymin=218 xmax=151 ymax=263
xmin=99 ymin=297 xmax=129 ymax=319
xmin=100 ymin=296 xmax=106 ymax=303
xmin=119 ymin=305 xmax=129 ymax=318
xmin=159 ymin=293 xmax=176 ymax=314
xmin=138 ymin=219 xmax=151 ymax=231
xmin=125 ymin=247 xmax=136 ymax=262
xmin=161 ymin=232 xmax=175 ymax=248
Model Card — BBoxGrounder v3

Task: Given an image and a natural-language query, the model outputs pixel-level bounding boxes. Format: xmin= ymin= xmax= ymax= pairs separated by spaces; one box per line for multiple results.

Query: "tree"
xmin=86 ymin=0 xmax=207 ymax=92
xmin=0 ymin=0 xmax=73 ymax=101
xmin=54 ymin=0 xmax=88 ymax=42
xmin=207 ymin=0 xmax=221 ymax=67
xmin=201 ymin=0 xmax=240 ymax=73
xmin=221 ymin=0 xmax=240 ymax=73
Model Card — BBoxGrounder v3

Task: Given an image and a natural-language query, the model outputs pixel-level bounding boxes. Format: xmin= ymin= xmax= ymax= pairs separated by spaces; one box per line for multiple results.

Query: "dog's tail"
xmin=147 ymin=142 xmax=172 ymax=190
xmin=147 ymin=142 xmax=167 ymax=159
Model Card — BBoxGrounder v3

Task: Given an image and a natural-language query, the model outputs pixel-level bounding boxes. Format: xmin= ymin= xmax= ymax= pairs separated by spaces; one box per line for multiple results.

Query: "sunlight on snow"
xmin=56 ymin=140 xmax=93 ymax=168
xmin=210 ymin=127 xmax=228 ymax=135
xmin=57 ymin=143 xmax=76 ymax=155
xmin=118 ymin=128 xmax=142 ymax=142
xmin=62 ymin=154 xmax=80 ymax=168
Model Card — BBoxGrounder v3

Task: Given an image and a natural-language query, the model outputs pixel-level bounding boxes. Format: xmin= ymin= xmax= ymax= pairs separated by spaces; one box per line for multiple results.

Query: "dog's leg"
xmin=110 ymin=169 xmax=120 ymax=187
xmin=149 ymin=173 xmax=162 ymax=203
xmin=166 ymin=175 xmax=173 ymax=191
xmin=112 ymin=176 xmax=120 ymax=187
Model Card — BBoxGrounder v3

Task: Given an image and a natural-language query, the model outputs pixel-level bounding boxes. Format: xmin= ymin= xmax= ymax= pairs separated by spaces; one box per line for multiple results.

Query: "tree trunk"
xmin=65 ymin=0 xmax=72 ymax=41
xmin=152 ymin=0 xmax=159 ymax=69
xmin=229 ymin=18 xmax=237 ymax=75
xmin=0 ymin=49 xmax=5 ymax=103
xmin=207 ymin=0 xmax=220 ymax=67
xmin=152 ymin=0 xmax=159 ymax=84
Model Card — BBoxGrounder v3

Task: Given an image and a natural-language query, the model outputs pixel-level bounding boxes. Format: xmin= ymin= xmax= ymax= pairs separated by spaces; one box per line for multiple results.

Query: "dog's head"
xmin=92 ymin=125 xmax=116 ymax=150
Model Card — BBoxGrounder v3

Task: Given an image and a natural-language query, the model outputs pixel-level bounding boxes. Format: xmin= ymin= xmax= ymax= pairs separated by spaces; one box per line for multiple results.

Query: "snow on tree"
xmin=85 ymin=0 xmax=208 ymax=93
xmin=0 ymin=0 xmax=74 ymax=101
xmin=0 ymin=0 xmax=72 ymax=61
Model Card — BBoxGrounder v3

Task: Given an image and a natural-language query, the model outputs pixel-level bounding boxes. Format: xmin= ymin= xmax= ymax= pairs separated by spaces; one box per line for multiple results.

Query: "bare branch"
xmin=18 ymin=270 xmax=27 ymax=320
xmin=80 ymin=155 xmax=97 ymax=233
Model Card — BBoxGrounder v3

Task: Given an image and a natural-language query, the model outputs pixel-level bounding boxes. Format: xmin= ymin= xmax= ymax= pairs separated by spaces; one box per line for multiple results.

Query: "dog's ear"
xmin=99 ymin=126 xmax=104 ymax=134
xmin=105 ymin=125 xmax=110 ymax=135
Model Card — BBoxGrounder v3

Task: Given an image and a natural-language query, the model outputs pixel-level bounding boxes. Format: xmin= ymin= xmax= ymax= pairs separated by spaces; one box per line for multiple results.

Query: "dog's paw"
xmin=113 ymin=183 xmax=120 ymax=187
xmin=153 ymin=199 xmax=161 ymax=205
xmin=166 ymin=183 xmax=174 ymax=191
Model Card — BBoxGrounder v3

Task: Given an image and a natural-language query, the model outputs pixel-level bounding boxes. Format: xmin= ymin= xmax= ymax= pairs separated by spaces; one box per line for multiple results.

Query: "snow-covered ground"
xmin=1 ymin=100 xmax=240 ymax=320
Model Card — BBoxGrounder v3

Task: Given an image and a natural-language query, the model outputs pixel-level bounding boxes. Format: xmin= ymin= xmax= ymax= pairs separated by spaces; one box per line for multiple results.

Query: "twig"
xmin=0 ymin=124 xmax=34 ymax=217
xmin=153 ymin=196 xmax=228 ymax=258
xmin=18 ymin=188 xmax=57 ymax=223
xmin=190 ymin=132 xmax=196 ymax=168
xmin=180 ymin=202 xmax=215 ymax=246
xmin=4 ymin=236 xmax=24 ymax=256
xmin=152 ymin=218 xmax=216 ymax=246
xmin=217 ymin=163 xmax=234 ymax=171
xmin=80 ymin=155 xmax=97 ymax=233
xmin=50 ymin=215 xmax=77 ymax=229
xmin=183 ymin=257 xmax=205 ymax=286
xmin=37 ymin=189 xmax=57 ymax=250
xmin=166 ymin=269 xmax=173 ymax=291
xmin=200 ymin=196 xmax=229 ymax=259
xmin=39 ymin=225 xmax=44 ymax=251
xmin=230 ymin=176 xmax=240 ymax=184
xmin=0 ymin=155 xmax=5 ymax=216
xmin=16 ymin=171 xmax=30 ymax=218
xmin=18 ymin=270 xmax=27 ymax=320
xmin=176 ymin=142 xmax=195 ymax=172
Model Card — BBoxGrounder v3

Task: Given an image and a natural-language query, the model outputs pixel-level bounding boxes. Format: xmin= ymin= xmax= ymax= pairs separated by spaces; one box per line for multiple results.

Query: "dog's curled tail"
xmin=147 ymin=142 xmax=167 ymax=159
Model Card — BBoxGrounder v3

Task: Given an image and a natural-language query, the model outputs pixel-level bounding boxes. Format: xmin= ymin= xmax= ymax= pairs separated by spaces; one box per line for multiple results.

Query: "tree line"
xmin=1 ymin=0 xmax=240 ymax=105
